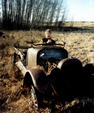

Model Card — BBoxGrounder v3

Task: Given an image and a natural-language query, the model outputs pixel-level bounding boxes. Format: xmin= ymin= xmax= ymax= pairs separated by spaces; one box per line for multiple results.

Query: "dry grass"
xmin=52 ymin=31 xmax=94 ymax=65
xmin=64 ymin=22 xmax=94 ymax=28
xmin=0 ymin=28 xmax=94 ymax=113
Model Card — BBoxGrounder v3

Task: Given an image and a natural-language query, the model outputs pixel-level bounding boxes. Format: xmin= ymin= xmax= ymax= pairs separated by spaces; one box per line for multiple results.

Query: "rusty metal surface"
xmin=26 ymin=48 xmax=40 ymax=69
xmin=26 ymin=45 xmax=68 ymax=69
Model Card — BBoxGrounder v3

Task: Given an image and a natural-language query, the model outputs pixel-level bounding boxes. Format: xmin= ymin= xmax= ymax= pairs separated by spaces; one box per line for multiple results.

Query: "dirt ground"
xmin=0 ymin=29 xmax=94 ymax=113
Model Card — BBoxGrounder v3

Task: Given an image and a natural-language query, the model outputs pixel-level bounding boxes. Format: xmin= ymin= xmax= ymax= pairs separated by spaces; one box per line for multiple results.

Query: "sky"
xmin=0 ymin=0 xmax=94 ymax=22
xmin=0 ymin=0 xmax=1 ymax=17
xmin=65 ymin=0 xmax=94 ymax=21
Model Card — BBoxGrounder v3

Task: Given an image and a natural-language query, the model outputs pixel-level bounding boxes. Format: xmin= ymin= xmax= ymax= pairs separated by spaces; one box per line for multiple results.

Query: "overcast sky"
xmin=65 ymin=0 xmax=94 ymax=21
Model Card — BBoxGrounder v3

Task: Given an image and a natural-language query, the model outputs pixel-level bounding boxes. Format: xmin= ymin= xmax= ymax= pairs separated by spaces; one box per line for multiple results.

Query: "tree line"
xmin=0 ymin=0 xmax=66 ymax=30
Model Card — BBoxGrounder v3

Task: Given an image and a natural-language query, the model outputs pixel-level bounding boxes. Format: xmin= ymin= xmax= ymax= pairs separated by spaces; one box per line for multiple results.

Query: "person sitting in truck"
xmin=42 ymin=29 xmax=55 ymax=45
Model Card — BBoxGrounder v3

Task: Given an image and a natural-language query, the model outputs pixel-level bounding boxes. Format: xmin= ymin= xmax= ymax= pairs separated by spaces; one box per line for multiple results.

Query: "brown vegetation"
xmin=0 ymin=28 xmax=94 ymax=113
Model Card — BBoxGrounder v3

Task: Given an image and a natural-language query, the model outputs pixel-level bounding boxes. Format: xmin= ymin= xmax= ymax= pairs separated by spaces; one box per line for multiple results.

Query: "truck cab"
xmin=26 ymin=45 xmax=68 ymax=72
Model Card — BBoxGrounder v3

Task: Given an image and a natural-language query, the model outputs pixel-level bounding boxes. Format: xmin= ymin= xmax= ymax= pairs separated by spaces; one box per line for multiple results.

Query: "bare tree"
xmin=1 ymin=0 xmax=66 ymax=29
xmin=55 ymin=0 xmax=64 ymax=26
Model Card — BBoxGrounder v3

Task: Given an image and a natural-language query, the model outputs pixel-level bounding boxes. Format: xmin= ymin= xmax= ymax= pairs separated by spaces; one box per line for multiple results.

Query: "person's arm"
xmin=50 ymin=39 xmax=55 ymax=45
xmin=46 ymin=39 xmax=55 ymax=45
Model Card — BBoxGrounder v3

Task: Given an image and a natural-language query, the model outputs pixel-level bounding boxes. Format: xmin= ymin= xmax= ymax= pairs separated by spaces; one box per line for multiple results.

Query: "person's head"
xmin=45 ymin=29 xmax=51 ymax=39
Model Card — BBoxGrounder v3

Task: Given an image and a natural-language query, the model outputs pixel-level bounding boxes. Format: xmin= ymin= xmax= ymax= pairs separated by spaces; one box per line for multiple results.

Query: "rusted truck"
xmin=14 ymin=43 xmax=94 ymax=108
xmin=14 ymin=43 xmax=69 ymax=104
xmin=15 ymin=43 xmax=68 ymax=90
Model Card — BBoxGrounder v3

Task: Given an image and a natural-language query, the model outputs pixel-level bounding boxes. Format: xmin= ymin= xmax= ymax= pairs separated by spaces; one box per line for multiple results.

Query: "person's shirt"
xmin=42 ymin=38 xmax=55 ymax=45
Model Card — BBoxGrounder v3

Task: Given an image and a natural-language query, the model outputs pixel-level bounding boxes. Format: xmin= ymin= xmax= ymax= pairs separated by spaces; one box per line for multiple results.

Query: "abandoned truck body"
xmin=15 ymin=44 xmax=94 ymax=105
xmin=26 ymin=45 xmax=68 ymax=70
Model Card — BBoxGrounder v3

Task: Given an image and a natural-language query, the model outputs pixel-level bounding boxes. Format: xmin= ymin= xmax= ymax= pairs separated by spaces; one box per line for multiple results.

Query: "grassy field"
xmin=64 ymin=21 xmax=94 ymax=28
xmin=0 ymin=24 xmax=94 ymax=113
